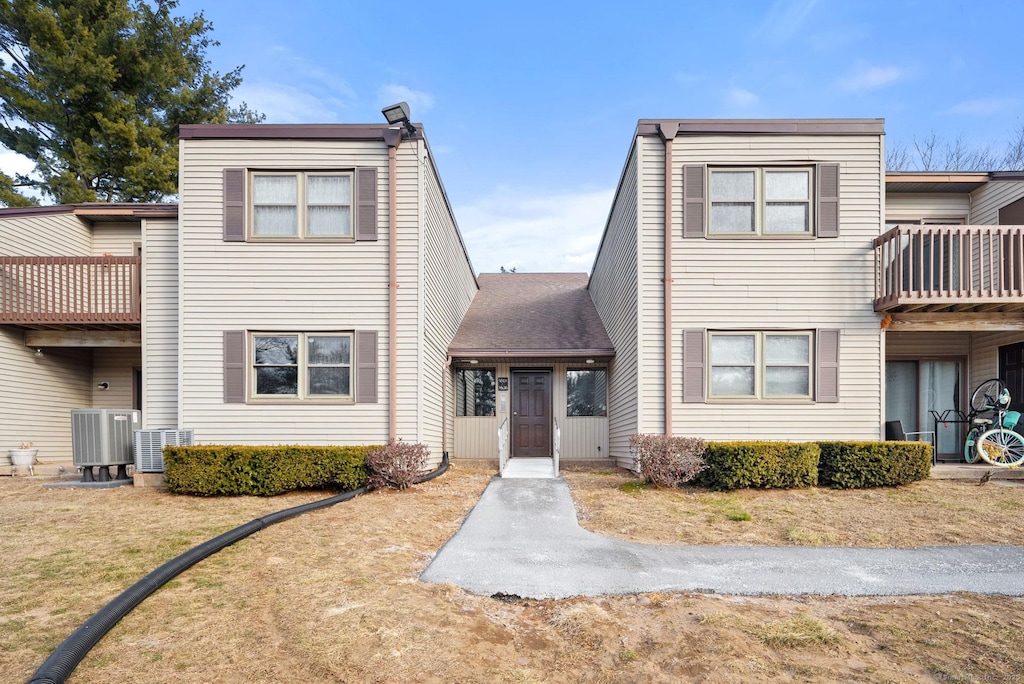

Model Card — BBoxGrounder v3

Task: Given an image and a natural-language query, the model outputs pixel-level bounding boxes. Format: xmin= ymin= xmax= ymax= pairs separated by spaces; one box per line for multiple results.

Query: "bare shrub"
xmin=629 ymin=434 xmax=706 ymax=488
xmin=365 ymin=440 xmax=429 ymax=490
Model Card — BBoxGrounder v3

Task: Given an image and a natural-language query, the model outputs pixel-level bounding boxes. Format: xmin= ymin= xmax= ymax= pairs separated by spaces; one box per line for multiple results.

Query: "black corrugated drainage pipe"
xmin=27 ymin=454 xmax=449 ymax=684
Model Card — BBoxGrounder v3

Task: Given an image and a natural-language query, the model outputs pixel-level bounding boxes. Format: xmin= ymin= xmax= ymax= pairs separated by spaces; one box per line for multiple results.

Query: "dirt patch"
xmin=2 ymin=468 xmax=1023 ymax=683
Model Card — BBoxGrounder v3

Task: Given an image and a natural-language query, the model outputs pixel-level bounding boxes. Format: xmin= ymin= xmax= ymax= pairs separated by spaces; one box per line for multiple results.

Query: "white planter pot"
xmin=9 ymin=448 xmax=37 ymax=467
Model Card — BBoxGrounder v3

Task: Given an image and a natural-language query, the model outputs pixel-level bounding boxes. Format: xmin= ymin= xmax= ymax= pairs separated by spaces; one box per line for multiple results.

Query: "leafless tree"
xmin=887 ymin=123 xmax=1024 ymax=171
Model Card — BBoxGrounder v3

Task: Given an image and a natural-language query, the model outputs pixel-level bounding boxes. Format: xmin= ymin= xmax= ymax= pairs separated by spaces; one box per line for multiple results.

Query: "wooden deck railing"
xmin=0 ymin=255 xmax=141 ymax=324
xmin=873 ymin=225 xmax=1024 ymax=311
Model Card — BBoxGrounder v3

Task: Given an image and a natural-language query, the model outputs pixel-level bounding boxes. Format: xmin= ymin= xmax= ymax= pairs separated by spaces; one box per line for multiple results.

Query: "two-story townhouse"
xmin=5 ymin=114 xmax=1023 ymax=476
xmin=589 ymin=119 xmax=1024 ymax=468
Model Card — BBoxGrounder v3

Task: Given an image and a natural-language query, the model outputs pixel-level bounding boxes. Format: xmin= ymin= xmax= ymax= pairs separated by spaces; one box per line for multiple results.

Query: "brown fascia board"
xmin=0 ymin=202 xmax=177 ymax=220
xmin=178 ymin=123 xmax=424 ymax=142
xmin=638 ymin=119 xmax=885 ymax=137
xmin=448 ymin=348 xmax=616 ymax=358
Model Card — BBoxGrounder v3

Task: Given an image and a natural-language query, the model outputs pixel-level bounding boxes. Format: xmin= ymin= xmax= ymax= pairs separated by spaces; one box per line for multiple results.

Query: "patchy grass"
xmin=2 ymin=469 xmax=1024 ymax=683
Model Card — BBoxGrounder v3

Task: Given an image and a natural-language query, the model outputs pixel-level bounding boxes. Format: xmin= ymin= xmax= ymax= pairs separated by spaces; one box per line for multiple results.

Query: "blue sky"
xmin=4 ymin=0 xmax=1023 ymax=273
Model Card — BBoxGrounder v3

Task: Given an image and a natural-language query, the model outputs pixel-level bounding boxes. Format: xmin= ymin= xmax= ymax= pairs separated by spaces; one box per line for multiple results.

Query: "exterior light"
xmin=468 ymin=359 xmax=479 ymax=365
xmin=585 ymin=359 xmax=595 ymax=364
xmin=381 ymin=101 xmax=416 ymax=135
xmin=34 ymin=348 xmax=43 ymax=358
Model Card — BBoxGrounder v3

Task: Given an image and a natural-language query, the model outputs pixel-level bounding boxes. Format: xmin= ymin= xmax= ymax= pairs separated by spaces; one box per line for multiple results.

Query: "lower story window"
xmin=567 ymin=369 xmax=607 ymax=416
xmin=709 ymin=331 xmax=812 ymax=399
xmin=456 ymin=368 xmax=496 ymax=416
xmin=253 ymin=333 xmax=352 ymax=399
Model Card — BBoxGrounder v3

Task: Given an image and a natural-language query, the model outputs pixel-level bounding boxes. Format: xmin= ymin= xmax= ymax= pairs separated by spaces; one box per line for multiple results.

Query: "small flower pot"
xmin=8 ymin=448 xmax=37 ymax=475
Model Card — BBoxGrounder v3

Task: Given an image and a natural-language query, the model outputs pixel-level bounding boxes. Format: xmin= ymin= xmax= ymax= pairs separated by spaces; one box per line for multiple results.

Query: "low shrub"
xmin=629 ymin=434 xmax=706 ymax=488
xmin=365 ymin=439 xmax=430 ymax=490
xmin=817 ymin=440 xmax=931 ymax=489
xmin=164 ymin=444 xmax=372 ymax=496
xmin=695 ymin=441 xmax=819 ymax=491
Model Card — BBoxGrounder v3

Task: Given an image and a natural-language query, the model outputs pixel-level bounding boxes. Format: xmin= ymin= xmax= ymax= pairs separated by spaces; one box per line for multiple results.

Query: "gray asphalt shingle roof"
xmin=448 ymin=273 xmax=615 ymax=358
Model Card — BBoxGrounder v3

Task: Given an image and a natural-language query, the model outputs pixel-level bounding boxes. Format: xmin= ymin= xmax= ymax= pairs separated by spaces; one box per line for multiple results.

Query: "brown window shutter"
xmin=223 ymin=330 xmax=246 ymax=403
xmin=682 ymin=165 xmax=706 ymax=238
xmin=355 ymin=330 xmax=378 ymax=403
xmin=815 ymin=329 xmax=840 ymax=402
xmin=223 ymin=169 xmax=246 ymax=242
xmin=816 ymin=163 xmax=840 ymax=238
xmin=682 ymin=329 xmax=706 ymax=403
xmin=355 ymin=167 xmax=378 ymax=241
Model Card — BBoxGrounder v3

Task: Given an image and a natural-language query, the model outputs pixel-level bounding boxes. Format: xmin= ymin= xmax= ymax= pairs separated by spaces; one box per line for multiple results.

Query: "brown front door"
xmin=512 ymin=371 xmax=551 ymax=458
xmin=1000 ymin=342 xmax=1024 ymax=414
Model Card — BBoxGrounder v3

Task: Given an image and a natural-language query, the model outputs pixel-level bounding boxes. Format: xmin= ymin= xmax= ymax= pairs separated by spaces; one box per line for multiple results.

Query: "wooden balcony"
xmin=0 ymin=256 xmax=141 ymax=327
xmin=874 ymin=225 xmax=1024 ymax=313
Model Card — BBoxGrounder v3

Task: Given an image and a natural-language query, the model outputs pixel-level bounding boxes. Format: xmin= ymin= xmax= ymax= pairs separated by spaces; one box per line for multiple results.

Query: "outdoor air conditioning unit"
xmin=71 ymin=409 xmax=140 ymax=480
xmin=134 ymin=429 xmax=193 ymax=473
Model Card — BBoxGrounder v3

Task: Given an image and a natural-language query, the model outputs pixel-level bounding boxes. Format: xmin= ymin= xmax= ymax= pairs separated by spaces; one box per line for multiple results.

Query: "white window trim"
xmin=708 ymin=166 xmax=815 ymax=237
xmin=249 ymin=171 xmax=355 ymax=241
xmin=707 ymin=331 xmax=814 ymax=401
xmin=250 ymin=332 xmax=355 ymax=402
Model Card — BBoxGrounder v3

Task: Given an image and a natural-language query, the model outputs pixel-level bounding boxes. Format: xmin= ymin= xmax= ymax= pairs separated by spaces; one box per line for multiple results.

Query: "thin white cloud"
xmin=754 ymin=0 xmax=819 ymax=44
xmin=234 ymin=82 xmax=348 ymax=123
xmin=728 ymin=87 xmax=760 ymax=108
xmin=837 ymin=64 xmax=908 ymax=92
xmin=377 ymin=84 xmax=435 ymax=115
xmin=0 ymin=148 xmax=34 ymax=177
xmin=945 ymin=97 xmax=1018 ymax=116
xmin=455 ymin=186 xmax=614 ymax=274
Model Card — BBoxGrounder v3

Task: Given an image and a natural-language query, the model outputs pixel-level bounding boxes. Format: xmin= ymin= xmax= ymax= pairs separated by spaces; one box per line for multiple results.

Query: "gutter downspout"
xmin=658 ymin=122 xmax=676 ymax=436
xmin=442 ymin=355 xmax=451 ymax=460
xmin=384 ymin=127 xmax=403 ymax=442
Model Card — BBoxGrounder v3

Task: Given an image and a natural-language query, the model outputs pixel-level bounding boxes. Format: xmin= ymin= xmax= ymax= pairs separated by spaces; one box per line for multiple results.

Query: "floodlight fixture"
xmin=381 ymin=101 xmax=416 ymax=134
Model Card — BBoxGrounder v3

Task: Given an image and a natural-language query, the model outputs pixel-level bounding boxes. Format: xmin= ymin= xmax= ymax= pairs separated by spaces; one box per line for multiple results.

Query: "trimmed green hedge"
xmin=694 ymin=441 xmax=820 ymax=491
xmin=818 ymin=440 xmax=931 ymax=489
xmin=164 ymin=445 xmax=373 ymax=496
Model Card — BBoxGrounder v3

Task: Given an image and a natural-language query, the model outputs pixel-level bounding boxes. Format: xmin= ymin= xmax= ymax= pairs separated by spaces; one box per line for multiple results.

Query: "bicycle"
xmin=963 ymin=379 xmax=1024 ymax=467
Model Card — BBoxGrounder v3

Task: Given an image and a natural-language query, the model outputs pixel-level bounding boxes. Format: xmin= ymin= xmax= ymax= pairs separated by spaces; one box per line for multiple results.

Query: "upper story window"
xmin=456 ymin=368 xmax=496 ymax=416
xmin=709 ymin=168 xmax=813 ymax=236
xmin=251 ymin=172 xmax=353 ymax=239
xmin=709 ymin=331 xmax=812 ymax=400
xmin=252 ymin=332 xmax=353 ymax=400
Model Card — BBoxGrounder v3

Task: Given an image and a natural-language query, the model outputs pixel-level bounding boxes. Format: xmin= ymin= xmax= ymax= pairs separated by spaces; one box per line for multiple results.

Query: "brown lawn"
xmin=2 ymin=467 xmax=1023 ymax=683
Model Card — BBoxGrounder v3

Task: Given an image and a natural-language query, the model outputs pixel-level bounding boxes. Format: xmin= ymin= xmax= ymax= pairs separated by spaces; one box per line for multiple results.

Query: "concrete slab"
xmin=420 ymin=477 xmax=1024 ymax=599
xmin=501 ymin=458 xmax=555 ymax=479
xmin=43 ymin=479 xmax=133 ymax=490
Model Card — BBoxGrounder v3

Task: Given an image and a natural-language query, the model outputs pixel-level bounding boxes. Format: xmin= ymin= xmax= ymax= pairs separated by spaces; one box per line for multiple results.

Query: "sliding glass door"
xmin=885 ymin=360 xmax=962 ymax=459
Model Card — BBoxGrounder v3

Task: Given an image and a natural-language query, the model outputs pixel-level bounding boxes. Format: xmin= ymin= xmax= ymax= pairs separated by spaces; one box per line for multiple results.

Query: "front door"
xmin=999 ymin=342 xmax=1024 ymax=414
xmin=512 ymin=371 xmax=551 ymax=458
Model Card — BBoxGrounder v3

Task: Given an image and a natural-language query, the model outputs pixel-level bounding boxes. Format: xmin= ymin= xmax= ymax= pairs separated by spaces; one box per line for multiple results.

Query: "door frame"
xmin=511 ymin=368 xmax=553 ymax=458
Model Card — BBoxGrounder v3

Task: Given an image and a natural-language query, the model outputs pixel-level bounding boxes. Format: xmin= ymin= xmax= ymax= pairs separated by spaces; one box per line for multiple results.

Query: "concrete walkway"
xmin=419 ymin=477 xmax=1024 ymax=599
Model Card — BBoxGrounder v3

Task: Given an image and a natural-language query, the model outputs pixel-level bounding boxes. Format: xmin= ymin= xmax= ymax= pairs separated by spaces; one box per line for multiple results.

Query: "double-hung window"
xmin=709 ymin=331 xmax=813 ymax=400
xmin=252 ymin=333 xmax=353 ymax=399
xmin=709 ymin=167 xmax=813 ymax=236
xmin=251 ymin=172 xmax=353 ymax=239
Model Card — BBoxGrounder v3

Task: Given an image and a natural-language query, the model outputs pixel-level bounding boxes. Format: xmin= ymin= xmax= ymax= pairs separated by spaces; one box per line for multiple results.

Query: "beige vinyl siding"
xmin=177 ymin=138 xmax=393 ymax=445
xmin=451 ymin=362 xmax=611 ymax=462
xmin=638 ymin=135 xmax=668 ymax=438
xmin=142 ymin=217 xmax=180 ymax=429
xmin=0 ymin=328 xmax=92 ymax=461
xmin=669 ymin=133 xmax=884 ymax=441
xmin=91 ymin=348 xmax=140 ymax=407
xmin=589 ymin=141 xmax=640 ymax=467
xmin=420 ymin=145 xmax=477 ymax=462
xmin=90 ymin=222 xmax=141 ymax=255
xmin=393 ymin=141 xmax=422 ymax=444
xmin=0 ymin=213 xmax=91 ymax=256
xmin=970 ymin=332 xmax=1024 ymax=385
xmin=970 ymin=180 xmax=1024 ymax=225
xmin=884 ymin=194 xmax=970 ymax=222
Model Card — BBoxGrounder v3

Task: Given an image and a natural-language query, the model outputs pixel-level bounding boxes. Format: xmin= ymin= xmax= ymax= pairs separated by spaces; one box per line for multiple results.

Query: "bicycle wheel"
xmin=975 ymin=428 xmax=1024 ymax=467
xmin=963 ymin=427 xmax=981 ymax=464
xmin=971 ymin=379 xmax=1007 ymax=412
